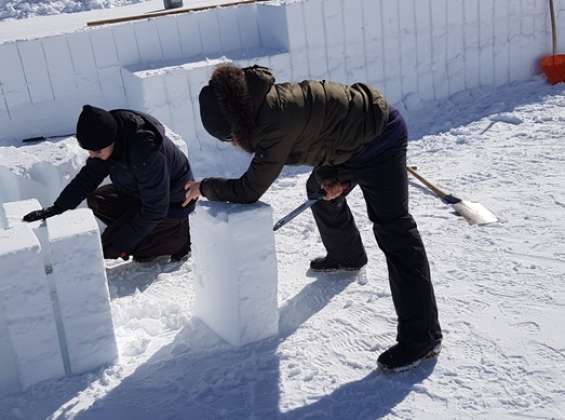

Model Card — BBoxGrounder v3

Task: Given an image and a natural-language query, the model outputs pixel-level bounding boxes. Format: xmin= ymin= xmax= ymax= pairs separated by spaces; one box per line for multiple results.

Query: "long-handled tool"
xmin=22 ymin=133 xmax=75 ymax=143
xmin=273 ymin=192 xmax=324 ymax=231
xmin=407 ymin=166 xmax=498 ymax=225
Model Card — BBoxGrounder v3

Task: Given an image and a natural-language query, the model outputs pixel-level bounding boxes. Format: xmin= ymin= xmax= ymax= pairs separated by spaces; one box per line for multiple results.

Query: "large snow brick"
xmin=257 ymin=3 xmax=289 ymax=51
xmin=46 ymin=208 xmax=118 ymax=374
xmin=0 ymin=224 xmax=65 ymax=396
xmin=0 ymin=198 xmax=41 ymax=230
xmin=0 ymin=43 xmax=30 ymax=111
xmin=192 ymin=201 xmax=279 ymax=347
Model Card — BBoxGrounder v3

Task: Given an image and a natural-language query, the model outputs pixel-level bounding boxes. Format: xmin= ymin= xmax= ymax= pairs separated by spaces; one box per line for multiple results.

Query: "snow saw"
xmin=407 ymin=166 xmax=498 ymax=225
xmin=273 ymin=192 xmax=324 ymax=231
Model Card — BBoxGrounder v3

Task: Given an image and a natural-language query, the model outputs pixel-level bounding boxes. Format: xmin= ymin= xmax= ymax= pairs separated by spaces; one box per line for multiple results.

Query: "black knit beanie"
xmin=76 ymin=105 xmax=118 ymax=150
xmin=199 ymin=85 xmax=232 ymax=141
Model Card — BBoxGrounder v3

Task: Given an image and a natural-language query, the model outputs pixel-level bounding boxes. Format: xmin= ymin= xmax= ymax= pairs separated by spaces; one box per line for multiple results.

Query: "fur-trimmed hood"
xmin=199 ymin=63 xmax=275 ymax=152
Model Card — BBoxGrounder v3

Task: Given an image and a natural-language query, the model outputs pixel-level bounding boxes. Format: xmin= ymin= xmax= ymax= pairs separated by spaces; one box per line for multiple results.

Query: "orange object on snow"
xmin=541 ymin=0 xmax=565 ymax=84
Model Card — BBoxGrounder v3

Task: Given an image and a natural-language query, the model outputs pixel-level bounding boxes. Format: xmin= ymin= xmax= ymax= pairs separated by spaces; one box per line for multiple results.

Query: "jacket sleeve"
xmin=53 ymin=157 xmax=109 ymax=211
xmin=200 ymin=134 xmax=294 ymax=204
xmin=102 ymin=132 xmax=170 ymax=256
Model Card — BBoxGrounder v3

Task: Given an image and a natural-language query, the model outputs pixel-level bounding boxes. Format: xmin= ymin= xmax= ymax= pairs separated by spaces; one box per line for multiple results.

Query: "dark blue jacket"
xmin=54 ymin=109 xmax=194 ymax=254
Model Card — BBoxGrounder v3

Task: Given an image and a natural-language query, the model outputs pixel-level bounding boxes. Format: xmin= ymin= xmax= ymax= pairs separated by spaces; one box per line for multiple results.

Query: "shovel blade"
xmin=452 ymin=200 xmax=498 ymax=225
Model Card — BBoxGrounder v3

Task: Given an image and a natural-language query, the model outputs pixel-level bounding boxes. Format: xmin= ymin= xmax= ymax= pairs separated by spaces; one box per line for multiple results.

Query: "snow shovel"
xmin=406 ymin=166 xmax=498 ymax=225
xmin=541 ymin=0 xmax=565 ymax=84
xmin=273 ymin=192 xmax=325 ymax=231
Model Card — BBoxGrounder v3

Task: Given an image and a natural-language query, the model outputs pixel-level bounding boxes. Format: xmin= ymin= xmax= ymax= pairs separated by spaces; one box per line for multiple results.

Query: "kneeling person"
xmin=23 ymin=105 xmax=195 ymax=262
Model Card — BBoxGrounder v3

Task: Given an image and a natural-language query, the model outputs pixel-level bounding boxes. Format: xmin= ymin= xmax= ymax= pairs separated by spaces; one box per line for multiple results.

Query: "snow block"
xmin=0 ymin=304 xmax=20 ymax=397
xmin=111 ymin=23 xmax=141 ymax=67
xmin=430 ymin=0 xmax=448 ymax=99
xmin=198 ymin=9 xmax=222 ymax=57
xmin=90 ymin=28 xmax=120 ymax=69
xmin=399 ymin=0 xmax=418 ymax=99
xmin=257 ymin=3 xmax=289 ymax=51
xmin=0 ymin=199 xmax=41 ymax=230
xmin=155 ymin=16 xmax=183 ymax=62
xmin=0 ymin=224 xmax=65 ymax=395
xmin=176 ymin=12 xmax=204 ymax=59
xmin=269 ymin=53 xmax=292 ymax=83
xmin=99 ymin=67 xmax=126 ymax=108
xmin=192 ymin=201 xmax=279 ymax=347
xmin=46 ymin=209 xmax=118 ymax=374
xmin=218 ymin=6 xmax=242 ymax=54
xmin=42 ymin=36 xmax=78 ymax=102
xmin=132 ymin=19 xmax=164 ymax=65
xmin=0 ymin=136 xmax=87 ymax=206
xmin=0 ymin=43 xmax=30 ymax=111
xmin=236 ymin=4 xmax=260 ymax=52
xmin=446 ymin=0 xmax=465 ymax=95
xmin=464 ymin=0 xmax=481 ymax=90
xmin=324 ymin=0 xmax=347 ymax=83
xmin=342 ymin=0 xmax=366 ymax=84
xmin=17 ymin=39 xmax=54 ymax=105
xmin=66 ymin=31 xmax=104 ymax=103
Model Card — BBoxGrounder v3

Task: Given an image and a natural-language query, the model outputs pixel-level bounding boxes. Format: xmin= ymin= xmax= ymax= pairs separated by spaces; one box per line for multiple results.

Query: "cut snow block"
xmin=46 ymin=208 xmax=118 ymax=375
xmin=0 ymin=198 xmax=44 ymax=244
xmin=1 ymin=200 xmax=35 ymax=229
xmin=192 ymin=201 xmax=279 ymax=347
xmin=0 ymin=224 xmax=65 ymax=395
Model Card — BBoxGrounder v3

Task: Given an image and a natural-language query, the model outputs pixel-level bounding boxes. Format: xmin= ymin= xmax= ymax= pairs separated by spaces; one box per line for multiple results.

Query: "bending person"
xmin=24 ymin=105 xmax=194 ymax=262
xmin=184 ymin=64 xmax=443 ymax=372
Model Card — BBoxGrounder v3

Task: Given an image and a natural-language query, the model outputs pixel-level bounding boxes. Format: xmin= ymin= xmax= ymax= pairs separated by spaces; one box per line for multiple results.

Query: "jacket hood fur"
xmin=209 ymin=63 xmax=275 ymax=153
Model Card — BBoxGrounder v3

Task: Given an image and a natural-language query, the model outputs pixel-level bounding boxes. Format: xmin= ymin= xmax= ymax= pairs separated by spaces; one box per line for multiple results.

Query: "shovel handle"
xmin=550 ymin=0 xmax=558 ymax=55
xmin=406 ymin=166 xmax=449 ymax=200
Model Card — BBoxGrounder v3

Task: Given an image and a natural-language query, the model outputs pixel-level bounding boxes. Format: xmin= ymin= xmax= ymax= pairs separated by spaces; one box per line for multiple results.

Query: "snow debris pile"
xmin=191 ymin=201 xmax=279 ymax=346
xmin=0 ymin=0 xmax=143 ymax=20
xmin=0 ymin=200 xmax=117 ymax=397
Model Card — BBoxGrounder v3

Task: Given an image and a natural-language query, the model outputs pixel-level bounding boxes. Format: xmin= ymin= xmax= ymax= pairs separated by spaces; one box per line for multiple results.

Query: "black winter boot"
xmin=377 ymin=341 xmax=442 ymax=372
xmin=309 ymin=255 xmax=367 ymax=272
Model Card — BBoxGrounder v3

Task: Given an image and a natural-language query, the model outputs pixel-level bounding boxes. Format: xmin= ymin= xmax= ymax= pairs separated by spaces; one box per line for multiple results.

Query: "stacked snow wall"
xmin=0 ymin=0 xmax=563 ymax=177
xmin=0 ymin=200 xmax=118 ymax=397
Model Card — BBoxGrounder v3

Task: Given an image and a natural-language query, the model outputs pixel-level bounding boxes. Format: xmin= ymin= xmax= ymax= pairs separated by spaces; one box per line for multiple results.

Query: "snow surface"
xmin=1 ymin=76 xmax=564 ymax=418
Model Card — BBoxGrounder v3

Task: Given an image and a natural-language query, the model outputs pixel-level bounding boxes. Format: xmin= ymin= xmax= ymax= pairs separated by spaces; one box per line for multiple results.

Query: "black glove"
xmin=22 ymin=205 xmax=62 ymax=222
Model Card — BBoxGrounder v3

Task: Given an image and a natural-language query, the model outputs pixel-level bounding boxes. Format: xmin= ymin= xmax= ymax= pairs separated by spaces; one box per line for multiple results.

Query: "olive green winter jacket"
xmin=200 ymin=66 xmax=390 ymax=203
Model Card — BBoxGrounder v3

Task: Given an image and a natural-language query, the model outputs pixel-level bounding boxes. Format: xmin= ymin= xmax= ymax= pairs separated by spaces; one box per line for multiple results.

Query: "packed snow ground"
xmin=1 ymin=77 xmax=565 ymax=419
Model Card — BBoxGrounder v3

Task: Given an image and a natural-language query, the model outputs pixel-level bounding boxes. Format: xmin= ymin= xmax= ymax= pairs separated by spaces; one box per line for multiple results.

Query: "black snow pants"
xmin=306 ymin=134 xmax=442 ymax=346
xmin=87 ymin=184 xmax=190 ymax=260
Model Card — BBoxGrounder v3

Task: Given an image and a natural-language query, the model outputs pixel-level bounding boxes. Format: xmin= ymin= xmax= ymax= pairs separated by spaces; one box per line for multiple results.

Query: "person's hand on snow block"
xmin=22 ymin=205 xmax=63 ymax=222
xmin=183 ymin=181 xmax=201 ymax=207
